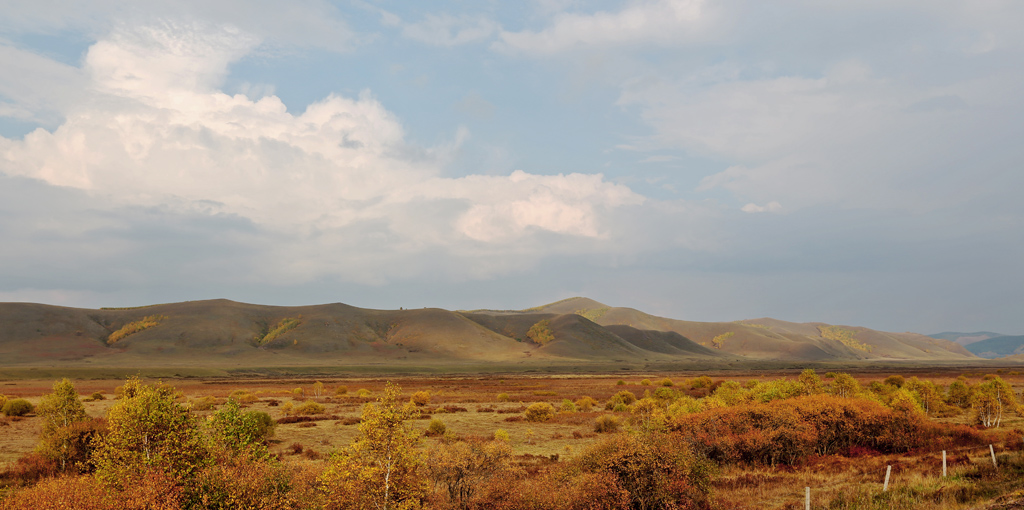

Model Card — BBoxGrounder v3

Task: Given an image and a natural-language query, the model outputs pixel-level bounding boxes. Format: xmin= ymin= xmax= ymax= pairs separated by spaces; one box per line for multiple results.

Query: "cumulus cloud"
xmin=497 ymin=0 xmax=707 ymax=53
xmin=0 ymin=22 xmax=643 ymax=283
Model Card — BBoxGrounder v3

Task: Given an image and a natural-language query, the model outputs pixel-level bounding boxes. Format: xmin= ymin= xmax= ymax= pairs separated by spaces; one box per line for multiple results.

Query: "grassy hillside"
xmin=0 ymin=297 xmax=977 ymax=369
xmin=964 ymin=335 xmax=1024 ymax=359
xmin=928 ymin=331 xmax=1006 ymax=346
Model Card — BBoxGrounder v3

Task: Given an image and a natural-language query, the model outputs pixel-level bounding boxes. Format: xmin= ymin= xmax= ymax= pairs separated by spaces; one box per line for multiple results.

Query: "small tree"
xmin=93 ymin=377 xmax=209 ymax=486
xmin=426 ymin=438 xmax=514 ymax=509
xmin=35 ymin=378 xmax=89 ymax=472
xmin=321 ymin=382 xmax=427 ymax=510
xmin=526 ymin=319 xmax=555 ymax=345
xmin=208 ymin=398 xmax=275 ymax=459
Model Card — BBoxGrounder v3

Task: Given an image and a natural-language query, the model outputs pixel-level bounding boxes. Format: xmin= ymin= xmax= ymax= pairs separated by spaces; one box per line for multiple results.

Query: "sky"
xmin=1 ymin=0 xmax=1022 ymax=335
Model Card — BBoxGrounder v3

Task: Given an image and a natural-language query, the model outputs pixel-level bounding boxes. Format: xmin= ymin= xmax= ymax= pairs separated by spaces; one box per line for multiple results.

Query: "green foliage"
xmin=524 ymin=402 xmax=556 ymax=422
xmin=208 ymin=399 xmax=275 ymax=459
xmin=973 ymin=376 xmax=1018 ymax=427
xmin=799 ymin=369 xmax=824 ymax=395
xmin=526 ymin=319 xmax=555 ymax=345
xmin=35 ymin=379 xmax=89 ymax=472
xmin=819 ymin=325 xmax=873 ymax=352
xmin=93 ymin=377 xmax=209 ymax=487
xmin=107 ymin=315 xmax=166 ymax=345
xmin=2 ymin=398 xmax=33 ymax=417
xmin=830 ymin=372 xmax=861 ymax=398
xmin=493 ymin=429 xmax=510 ymax=442
xmin=252 ymin=317 xmax=301 ymax=346
xmin=560 ymin=398 xmax=578 ymax=413
xmin=947 ymin=377 xmax=972 ymax=408
xmin=321 ymin=382 xmax=427 ymax=510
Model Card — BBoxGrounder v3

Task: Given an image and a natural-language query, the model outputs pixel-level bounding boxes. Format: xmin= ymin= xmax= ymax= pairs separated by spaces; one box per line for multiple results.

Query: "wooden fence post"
xmin=883 ymin=465 xmax=892 ymax=492
xmin=942 ymin=450 xmax=947 ymax=478
xmin=805 ymin=486 xmax=810 ymax=510
xmin=991 ymin=444 xmax=998 ymax=469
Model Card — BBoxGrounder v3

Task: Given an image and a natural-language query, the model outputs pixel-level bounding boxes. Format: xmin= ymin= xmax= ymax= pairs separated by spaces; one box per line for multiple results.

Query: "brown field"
xmin=3 ymin=367 xmax=1024 ymax=509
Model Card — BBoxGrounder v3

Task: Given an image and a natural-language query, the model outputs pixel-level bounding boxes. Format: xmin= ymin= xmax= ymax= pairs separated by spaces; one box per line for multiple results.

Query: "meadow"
xmin=2 ymin=368 xmax=1024 ymax=509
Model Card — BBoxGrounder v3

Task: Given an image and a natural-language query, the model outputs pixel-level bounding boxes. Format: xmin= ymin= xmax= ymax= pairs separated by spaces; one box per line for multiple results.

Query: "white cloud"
xmin=741 ymin=201 xmax=781 ymax=213
xmin=497 ymin=0 xmax=706 ymax=53
xmin=398 ymin=13 xmax=499 ymax=47
xmin=0 ymin=23 xmax=643 ymax=283
xmin=0 ymin=43 xmax=86 ymax=125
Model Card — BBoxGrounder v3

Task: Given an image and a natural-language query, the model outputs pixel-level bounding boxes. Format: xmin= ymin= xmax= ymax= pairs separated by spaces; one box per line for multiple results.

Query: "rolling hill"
xmin=0 ymin=297 xmax=977 ymax=371
xmin=962 ymin=335 xmax=1024 ymax=359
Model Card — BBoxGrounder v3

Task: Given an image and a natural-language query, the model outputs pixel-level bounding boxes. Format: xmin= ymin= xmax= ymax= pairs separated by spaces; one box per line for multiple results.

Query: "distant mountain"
xmin=0 ymin=297 xmax=976 ymax=370
xmin=928 ymin=332 xmax=1007 ymax=346
xmin=963 ymin=335 xmax=1024 ymax=359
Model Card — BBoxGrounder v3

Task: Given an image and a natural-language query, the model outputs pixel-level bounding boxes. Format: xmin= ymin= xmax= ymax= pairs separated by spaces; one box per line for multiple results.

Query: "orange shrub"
xmin=671 ymin=394 xmax=935 ymax=465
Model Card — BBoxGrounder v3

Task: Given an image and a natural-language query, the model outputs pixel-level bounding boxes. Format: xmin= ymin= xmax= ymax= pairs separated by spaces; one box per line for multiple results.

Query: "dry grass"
xmin=3 ymin=370 xmax=1024 ymax=509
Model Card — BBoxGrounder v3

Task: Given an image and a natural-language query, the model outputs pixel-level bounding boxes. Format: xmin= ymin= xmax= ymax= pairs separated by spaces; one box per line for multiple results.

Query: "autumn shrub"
xmin=496 ymin=393 xmax=510 ymax=402
xmin=426 ymin=417 xmax=447 ymax=437
xmin=468 ymin=469 xmax=629 ymax=510
xmin=572 ymin=431 xmax=713 ymax=510
xmin=641 ymin=379 xmax=652 ymax=386
xmin=411 ymin=391 xmax=431 ymax=406
xmin=290 ymin=401 xmax=326 ymax=416
xmin=335 ymin=386 xmax=348 ymax=396
xmin=493 ymin=429 xmax=510 ymax=442
xmin=0 ymin=474 xmax=125 ymax=510
xmin=1 ymin=399 xmax=33 ymax=417
xmin=574 ymin=396 xmax=598 ymax=412
xmin=188 ymin=454 xmax=295 ymax=510
xmin=659 ymin=378 xmax=674 ymax=387
xmin=594 ymin=414 xmax=621 ymax=433
xmin=190 ymin=395 xmax=219 ymax=411
xmin=37 ymin=418 xmax=108 ymax=474
xmin=560 ymin=399 xmax=578 ymax=412
xmin=524 ymin=402 xmax=556 ymax=422
xmin=605 ymin=390 xmax=637 ymax=410
xmin=1 ymin=453 xmax=58 ymax=485
xmin=672 ymin=394 xmax=938 ymax=466
xmin=426 ymin=437 xmax=514 ymax=508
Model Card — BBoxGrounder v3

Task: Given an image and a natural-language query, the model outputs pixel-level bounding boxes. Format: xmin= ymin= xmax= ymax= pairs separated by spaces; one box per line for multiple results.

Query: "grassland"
xmin=4 ymin=367 xmax=1024 ymax=509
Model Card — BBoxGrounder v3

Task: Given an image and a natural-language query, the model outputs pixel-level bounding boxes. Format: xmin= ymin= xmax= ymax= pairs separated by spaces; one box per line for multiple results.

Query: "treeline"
xmin=0 ymin=371 xmax=1019 ymax=510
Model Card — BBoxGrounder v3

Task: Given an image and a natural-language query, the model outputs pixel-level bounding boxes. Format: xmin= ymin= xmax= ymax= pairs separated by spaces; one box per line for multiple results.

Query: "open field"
xmin=4 ymin=367 xmax=1024 ymax=509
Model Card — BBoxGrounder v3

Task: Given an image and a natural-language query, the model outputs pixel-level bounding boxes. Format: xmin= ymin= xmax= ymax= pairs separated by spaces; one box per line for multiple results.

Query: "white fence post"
xmin=942 ymin=450 xmax=947 ymax=478
xmin=805 ymin=486 xmax=810 ymax=510
xmin=883 ymin=465 xmax=892 ymax=492
xmin=991 ymin=444 xmax=998 ymax=469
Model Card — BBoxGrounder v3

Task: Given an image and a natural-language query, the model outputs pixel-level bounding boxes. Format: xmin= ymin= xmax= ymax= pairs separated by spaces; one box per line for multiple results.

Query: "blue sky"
xmin=1 ymin=0 xmax=1022 ymax=334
